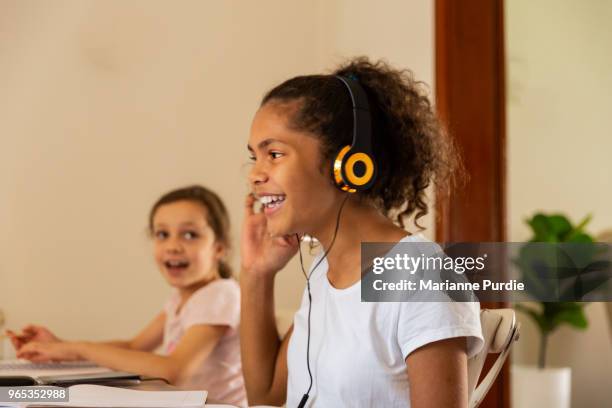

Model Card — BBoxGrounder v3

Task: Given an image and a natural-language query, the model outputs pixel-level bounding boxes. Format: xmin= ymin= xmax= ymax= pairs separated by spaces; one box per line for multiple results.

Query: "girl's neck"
xmin=311 ymin=199 xmax=409 ymax=288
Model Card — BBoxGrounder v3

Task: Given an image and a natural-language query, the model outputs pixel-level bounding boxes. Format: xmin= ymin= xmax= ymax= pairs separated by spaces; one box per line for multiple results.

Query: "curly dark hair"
xmin=148 ymin=185 xmax=233 ymax=278
xmin=261 ymin=57 xmax=464 ymax=229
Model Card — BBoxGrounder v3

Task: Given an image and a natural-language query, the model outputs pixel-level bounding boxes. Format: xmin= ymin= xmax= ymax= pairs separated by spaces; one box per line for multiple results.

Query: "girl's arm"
xmin=100 ymin=312 xmax=166 ymax=351
xmin=240 ymin=272 xmax=292 ymax=406
xmin=7 ymin=313 xmax=165 ymax=353
xmin=405 ymin=337 xmax=469 ymax=408
xmin=239 ymin=194 xmax=299 ymax=405
xmin=17 ymin=324 xmax=227 ymax=384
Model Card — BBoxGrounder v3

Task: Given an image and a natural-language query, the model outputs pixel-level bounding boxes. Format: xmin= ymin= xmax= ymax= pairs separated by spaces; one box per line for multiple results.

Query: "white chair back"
xmin=468 ymin=308 xmax=520 ymax=408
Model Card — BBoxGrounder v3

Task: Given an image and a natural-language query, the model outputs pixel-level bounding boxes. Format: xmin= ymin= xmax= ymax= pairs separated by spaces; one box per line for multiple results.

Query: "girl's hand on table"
xmin=17 ymin=341 xmax=81 ymax=363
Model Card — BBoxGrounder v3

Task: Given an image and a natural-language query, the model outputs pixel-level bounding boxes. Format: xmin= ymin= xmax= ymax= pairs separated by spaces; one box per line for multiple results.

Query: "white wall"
xmin=0 ymin=0 xmax=321 ymax=341
xmin=506 ymin=0 xmax=612 ymax=406
xmin=0 ymin=0 xmax=434 ymax=343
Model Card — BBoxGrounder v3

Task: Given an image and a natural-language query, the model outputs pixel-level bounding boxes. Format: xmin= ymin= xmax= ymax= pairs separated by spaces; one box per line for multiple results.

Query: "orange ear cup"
xmin=333 ymin=146 xmax=353 ymax=192
xmin=345 ymin=152 xmax=374 ymax=187
xmin=333 ymin=146 xmax=375 ymax=193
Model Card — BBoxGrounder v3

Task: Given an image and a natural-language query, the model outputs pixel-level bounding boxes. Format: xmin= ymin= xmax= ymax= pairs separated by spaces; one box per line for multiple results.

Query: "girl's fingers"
xmin=277 ymin=235 xmax=291 ymax=247
xmin=7 ymin=331 xmax=28 ymax=345
xmin=18 ymin=345 xmax=47 ymax=362
xmin=20 ymin=351 xmax=46 ymax=363
xmin=6 ymin=329 xmax=23 ymax=339
xmin=6 ymin=331 xmax=23 ymax=349
xmin=22 ymin=325 xmax=41 ymax=338
xmin=22 ymin=324 xmax=39 ymax=333
xmin=18 ymin=343 xmax=35 ymax=354
xmin=277 ymin=234 xmax=299 ymax=248
xmin=244 ymin=193 xmax=256 ymax=216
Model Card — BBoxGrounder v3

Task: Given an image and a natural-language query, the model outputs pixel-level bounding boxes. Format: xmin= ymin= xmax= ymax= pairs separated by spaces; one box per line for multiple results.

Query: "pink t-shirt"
xmin=162 ymin=279 xmax=246 ymax=407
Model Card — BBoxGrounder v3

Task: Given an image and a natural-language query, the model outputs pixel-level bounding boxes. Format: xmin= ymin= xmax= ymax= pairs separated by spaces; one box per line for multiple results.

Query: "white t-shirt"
xmin=286 ymin=234 xmax=484 ymax=407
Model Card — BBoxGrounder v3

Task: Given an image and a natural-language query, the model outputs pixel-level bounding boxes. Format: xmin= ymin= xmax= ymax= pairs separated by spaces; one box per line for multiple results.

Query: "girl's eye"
xmin=248 ymin=154 xmax=256 ymax=162
xmin=154 ymin=231 xmax=168 ymax=240
xmin=183 ymin=231 xmax=199 ymax=240
xmin=269 ymin=151 xmax=283 ymax=159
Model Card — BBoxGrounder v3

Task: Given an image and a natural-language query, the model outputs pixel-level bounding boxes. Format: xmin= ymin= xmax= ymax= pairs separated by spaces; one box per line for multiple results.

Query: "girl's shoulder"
xmin=192 ymin=278 xmax=240 ymax=300
xmin=206 ymin=277 xmax=240 ymax=290
xmin=396 ymin=232 xmax=443 ymax=256
xmin=167 ymin=279 xmax=241 ymax=330
xmin=181 ymin=279 xmax=241 ymax=324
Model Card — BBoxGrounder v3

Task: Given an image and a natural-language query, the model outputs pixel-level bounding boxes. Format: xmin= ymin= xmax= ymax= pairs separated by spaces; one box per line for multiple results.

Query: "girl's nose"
xmin=248 ymin=164 xmax=268 ymax=187
xmin=165 ymin=237 xmax=185 ymax=253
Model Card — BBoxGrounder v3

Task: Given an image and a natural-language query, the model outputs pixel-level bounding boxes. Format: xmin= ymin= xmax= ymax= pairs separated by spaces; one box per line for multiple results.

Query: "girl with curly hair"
xmin=241 ymin=58 xmax=483 ymax=407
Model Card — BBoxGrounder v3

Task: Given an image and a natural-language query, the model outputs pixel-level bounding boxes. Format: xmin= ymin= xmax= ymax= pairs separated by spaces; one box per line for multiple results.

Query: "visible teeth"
xmin=259 ymin=195 xmax=285 ymax=205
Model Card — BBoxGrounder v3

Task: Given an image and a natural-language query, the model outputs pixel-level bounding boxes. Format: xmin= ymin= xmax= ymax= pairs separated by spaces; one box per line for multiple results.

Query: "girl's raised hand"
xmin=241 ymin=193 xmax=299 ymax=277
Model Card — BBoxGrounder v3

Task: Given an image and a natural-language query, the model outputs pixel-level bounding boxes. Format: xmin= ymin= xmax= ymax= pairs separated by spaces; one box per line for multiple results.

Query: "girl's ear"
xmin=214 ymin=241 xmax=227 ymax=261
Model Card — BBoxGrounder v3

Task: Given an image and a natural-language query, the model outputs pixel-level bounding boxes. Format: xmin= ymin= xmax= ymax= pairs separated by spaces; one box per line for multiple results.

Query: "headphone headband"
xmin=335 ymin=75 xmax=373 ymax=153
xmin=332 ymin=75 xmax=377 ymax=192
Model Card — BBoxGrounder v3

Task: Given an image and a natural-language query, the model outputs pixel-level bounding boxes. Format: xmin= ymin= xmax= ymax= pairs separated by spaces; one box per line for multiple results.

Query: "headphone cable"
xmin=296 ymin=194 xmax=349 ymax=408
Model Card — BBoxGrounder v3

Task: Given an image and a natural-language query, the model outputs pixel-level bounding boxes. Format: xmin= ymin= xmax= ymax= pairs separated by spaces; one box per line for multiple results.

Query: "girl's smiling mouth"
xmin=258 ymin=194 xmax=286 ymax=216
xmin=164 ymin=259 xmax=190 ymax=276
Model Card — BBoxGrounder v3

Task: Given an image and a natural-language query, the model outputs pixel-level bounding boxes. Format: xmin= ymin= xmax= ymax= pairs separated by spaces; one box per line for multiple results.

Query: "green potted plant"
xmin=512 ymin=213 xmax=592 ymax=408
xmin=515 ymin=213 xmax=591 ymax=367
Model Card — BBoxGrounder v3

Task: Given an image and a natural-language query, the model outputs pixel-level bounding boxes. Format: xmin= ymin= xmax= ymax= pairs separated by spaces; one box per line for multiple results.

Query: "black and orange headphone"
xmin=332 ymin=75 xmax=377 ymax=193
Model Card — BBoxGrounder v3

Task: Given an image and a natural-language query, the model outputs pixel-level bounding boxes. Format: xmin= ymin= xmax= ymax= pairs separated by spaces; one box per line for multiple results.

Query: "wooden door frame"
xmin=435 ymin=0 xmax=509 ymax=407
